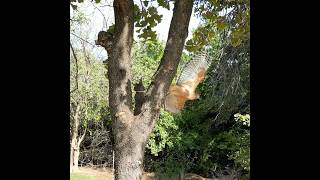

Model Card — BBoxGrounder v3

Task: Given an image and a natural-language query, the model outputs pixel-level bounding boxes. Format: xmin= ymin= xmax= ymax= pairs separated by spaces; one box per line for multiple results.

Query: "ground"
xmin=70 ymin=167 xmax=158 ymax=180
xmin=70 ymin=167 xmax=218 ymax=180
xmin=70 ymin=167 xmax=113 ymax=180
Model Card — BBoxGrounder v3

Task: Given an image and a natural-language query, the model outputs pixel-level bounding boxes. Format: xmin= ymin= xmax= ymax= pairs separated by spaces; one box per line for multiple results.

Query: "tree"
xmin=70 ymin=3 xmax=111 ymax=172
xmin=70 ymin=45 xmax=108 ymax=172
xmin=95 ymin=0 xmax=194 ymax=179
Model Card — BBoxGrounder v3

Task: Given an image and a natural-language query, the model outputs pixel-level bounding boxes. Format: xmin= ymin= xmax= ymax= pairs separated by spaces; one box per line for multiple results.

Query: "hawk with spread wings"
xmin=165 ymin=51 xmax=210 ymax=113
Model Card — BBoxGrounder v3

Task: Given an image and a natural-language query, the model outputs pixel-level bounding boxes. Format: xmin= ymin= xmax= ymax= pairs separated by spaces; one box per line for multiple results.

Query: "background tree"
xmin=70 ymin=8 xmax=109 ymax=170
xmin=70 ymin=45 xmax=109 ymax=172
xmin=70 ymin=1 xmax=112 ymax=172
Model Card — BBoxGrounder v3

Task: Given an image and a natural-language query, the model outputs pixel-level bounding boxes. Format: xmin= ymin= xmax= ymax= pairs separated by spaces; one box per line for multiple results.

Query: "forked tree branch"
xmin=137 ymin=0 xmax=194 ymax=122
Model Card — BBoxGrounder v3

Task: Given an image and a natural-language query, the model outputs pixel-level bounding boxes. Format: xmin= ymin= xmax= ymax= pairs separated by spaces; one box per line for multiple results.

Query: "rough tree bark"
xmin=98 ymin=0 xmax=194 ymax=179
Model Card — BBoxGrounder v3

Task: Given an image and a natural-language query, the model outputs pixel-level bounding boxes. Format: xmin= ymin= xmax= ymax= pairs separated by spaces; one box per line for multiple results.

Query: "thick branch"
xmin=77 ymin=128 xmax=86 ymax=148
xmin=139 ymin=0 xmax=194 ymax=119
xmin=108 ymin=0 xmax=134 ymax=120
xmin=73 ymin=104 xmax=81 ymax=128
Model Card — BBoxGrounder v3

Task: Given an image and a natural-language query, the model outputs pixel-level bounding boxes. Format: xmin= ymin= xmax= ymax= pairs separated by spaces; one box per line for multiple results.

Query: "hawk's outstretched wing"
xmin=177 ymin=51 xmax=210 ymax=86
xmin=165 ymin=51 xmax=210 ymax=113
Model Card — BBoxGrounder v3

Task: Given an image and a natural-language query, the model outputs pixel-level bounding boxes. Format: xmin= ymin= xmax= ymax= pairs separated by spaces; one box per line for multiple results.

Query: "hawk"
xmin=165 ymin=51 xmax=210 ymax=113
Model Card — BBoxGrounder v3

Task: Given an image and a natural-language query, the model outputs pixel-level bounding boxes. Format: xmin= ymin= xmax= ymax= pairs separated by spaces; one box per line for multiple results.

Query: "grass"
xmin=70 ymin=173 xmax=95 ymax=180
xmin=70 ymin=173 xmax=111 ymax=180
xmin=70 ymin=167 xmax=114 ymax=180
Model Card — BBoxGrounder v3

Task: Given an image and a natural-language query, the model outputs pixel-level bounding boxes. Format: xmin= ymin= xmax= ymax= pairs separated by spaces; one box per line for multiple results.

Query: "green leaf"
xmin=204 ymin=11 xmax=216 ymax=21
xmin=235 ymin=13 xmax=242 ymax=24
xmin=140 ymin=20 xmax=148 ymax=27
xmin=207 ymin=31 xmax=214 ymax=39
xmin=216 ymin=20 xmax=227 ymax=30
xmin=154 ymin=14 xmax=162 ymax=23
xmin=209 ymin=0 xmax=219 ymax=6
xmin=95 ymin=0 xmax=101 ymax=3
xmin=106 ymin=24 xmax=115 ymax=34
xmin=148 ymin=6 xmax=157 ymax=14
xmin=149 ymin=20 xmax=156 ymax=27
xmin=230 ymin=29 xmax=243 ymax=47
xmin=157 ymin=0 xmax=170 ymax=10
xmin=143 ymin=1 xmax=148 ymax=7
xmin=134 ymin=4 xmax=142 ymax=22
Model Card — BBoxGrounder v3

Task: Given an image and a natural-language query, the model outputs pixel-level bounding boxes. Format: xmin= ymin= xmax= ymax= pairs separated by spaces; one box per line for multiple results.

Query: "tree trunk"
xmin=73 ymin=147 xmax=80 ymax=171
xmin=113 ymin=118 xmax=152 ymax=179
xmin=105 ymin=0 xmax=193 ymax=179
xmin=70 ymin=104 xmax=81 ymax=172
xmin=70 ymin=137 xmax=75 ymax=172
xmin=72 ymin=130 xmax=86 ymax=171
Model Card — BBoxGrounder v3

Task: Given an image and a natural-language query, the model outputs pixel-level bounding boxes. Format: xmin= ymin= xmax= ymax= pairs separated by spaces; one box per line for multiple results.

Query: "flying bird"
xmin=165 ymin=51 xmax=210 ymax=113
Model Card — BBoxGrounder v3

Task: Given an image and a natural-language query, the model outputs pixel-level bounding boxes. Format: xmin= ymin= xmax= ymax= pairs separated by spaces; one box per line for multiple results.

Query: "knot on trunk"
xmin=95 ymin=31 xmax=114 ymax=55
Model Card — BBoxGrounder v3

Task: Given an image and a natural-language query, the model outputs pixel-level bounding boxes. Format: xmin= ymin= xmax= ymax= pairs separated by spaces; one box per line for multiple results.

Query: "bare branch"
xmin=100 ymin=4 xmax=114 ymax=8
xmin=70 ymin=43 xmax=79 ymax=94
xmin=81 ymin=39 xmax=91 ymax=65
xmin=139 ymin=0 xmax=146 ymax=11
xmin=71 ymin=32 xmax=95 ymax=46
xmin=90 ymin=1 xmax=108 ymax=30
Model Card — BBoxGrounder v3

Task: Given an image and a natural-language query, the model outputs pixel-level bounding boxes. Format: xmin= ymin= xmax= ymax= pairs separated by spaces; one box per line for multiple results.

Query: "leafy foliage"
xmin=132 ymin=40 xmax=164 ymax=85
xmin=134 ymin=4 xmax=163 ymax=41
xmin=144 ymin=30 xmax=250 ymax=177
xmin=70 ymin=11 xmax=89 ymax=33
xmin=187 ymin=0 xmax=250 ymax=52
xmin=147 ymin=109 xmax=178 ymax=156
xmin=70 ymin=0 xmax=101 ymax=10
xmin=70 ymin=47 xmax=108 ymax=130
xmin=131 ymin=39 xmax=189 ymax=86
